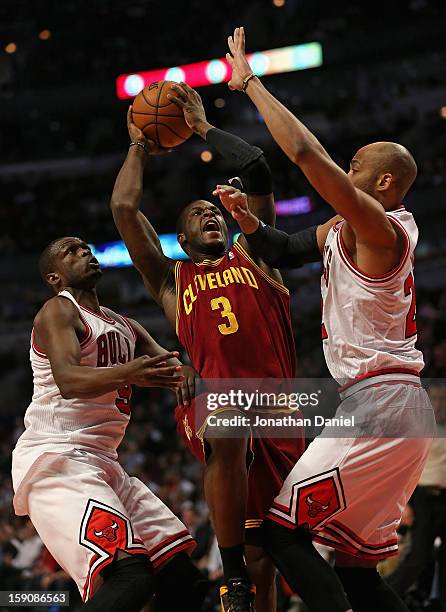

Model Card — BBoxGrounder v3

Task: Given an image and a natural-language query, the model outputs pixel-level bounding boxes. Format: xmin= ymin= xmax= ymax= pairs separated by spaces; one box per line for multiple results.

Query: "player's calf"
xmin=204 ymin=414 xmax=255 ymax=610
xmin=245 ymin=543 xmax=276 ymax=612
xmin=335 ymin=559 xmax=409 ymax=612
xmin=263 ymin=519 xmax=352 ymax=612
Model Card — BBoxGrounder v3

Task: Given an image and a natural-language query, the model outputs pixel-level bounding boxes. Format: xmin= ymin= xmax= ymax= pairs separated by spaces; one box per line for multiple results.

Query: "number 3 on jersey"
xmin=211 ymin=296 xmax=239 ymax=335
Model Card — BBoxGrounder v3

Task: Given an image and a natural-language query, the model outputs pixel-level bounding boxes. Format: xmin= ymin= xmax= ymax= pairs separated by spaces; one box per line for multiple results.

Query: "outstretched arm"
xmin=110 ymin=108 xmax=174 ymax=306
xmin=214 ymin=185 xmax=338 ymax=268
xmin=226 ymin=27 xmax=397 ymax=256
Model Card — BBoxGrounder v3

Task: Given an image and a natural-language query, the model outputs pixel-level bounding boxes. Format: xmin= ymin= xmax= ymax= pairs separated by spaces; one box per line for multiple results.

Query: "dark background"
xmin=0 ymin=1 xmax=445 ymax=609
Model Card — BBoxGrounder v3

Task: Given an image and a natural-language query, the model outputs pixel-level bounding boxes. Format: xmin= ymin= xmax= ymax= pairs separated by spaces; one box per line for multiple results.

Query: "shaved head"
xmin=38 ymin=236 xmax=101 ymax=291
xmin=352 ymin=142 xmax=417 ymax=203
xmin=39 ymin=237 xmax=70 ymax=285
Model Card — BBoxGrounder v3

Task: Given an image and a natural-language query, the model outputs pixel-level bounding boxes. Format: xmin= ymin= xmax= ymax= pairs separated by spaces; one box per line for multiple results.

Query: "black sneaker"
xmin=220 ymin=578 xmax=256 ymax=612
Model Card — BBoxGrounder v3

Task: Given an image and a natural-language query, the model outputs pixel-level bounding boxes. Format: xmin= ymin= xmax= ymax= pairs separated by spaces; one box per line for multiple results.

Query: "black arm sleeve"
xmin=206 ymin=128 xmax=273 ymax=195
xmin=244 ymin=223 xmax=321 ymax=269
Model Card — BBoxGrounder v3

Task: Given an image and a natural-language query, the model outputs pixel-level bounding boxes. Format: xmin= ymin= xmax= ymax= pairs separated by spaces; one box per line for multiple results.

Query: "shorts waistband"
xmin=339 ymin=371 xmax=421 ymax=400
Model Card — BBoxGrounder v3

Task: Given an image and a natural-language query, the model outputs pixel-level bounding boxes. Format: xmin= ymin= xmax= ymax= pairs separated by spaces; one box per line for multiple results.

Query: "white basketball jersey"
xmin=13 ymin=291 xmax=136 ymax=493
xmin=321 ymin=206 xmax=424 ymax=384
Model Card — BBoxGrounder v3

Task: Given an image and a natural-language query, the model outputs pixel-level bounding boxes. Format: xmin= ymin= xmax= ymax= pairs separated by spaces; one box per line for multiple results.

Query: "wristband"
xmin=241 ymin=73 xmax=255 ymax=92
xmin=129 ymin=141 xmax=147 ymax=154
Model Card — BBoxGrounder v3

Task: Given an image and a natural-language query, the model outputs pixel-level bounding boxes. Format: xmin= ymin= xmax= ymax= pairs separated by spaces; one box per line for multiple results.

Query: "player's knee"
xmin=152 ymin=552 xmax=210 ymax=611
xmin=205 ymin=426 xmax=248 ymax=461
xmin=103 ymin=554 xmax=153 ymax=597
xmin=205 ymin=409 xmax=250 ymax=440
xmin=263 ymin=517 xmax=311 ymax=553
xmin=84 ymin=555 xmax=153 ymax=611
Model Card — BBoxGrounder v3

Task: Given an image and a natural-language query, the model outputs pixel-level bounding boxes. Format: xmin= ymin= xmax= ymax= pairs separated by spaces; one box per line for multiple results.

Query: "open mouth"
xmin=89 ymin=258 xmax=100 ymax=268
xmin=202 ymin=219 xmax=220 ymax=234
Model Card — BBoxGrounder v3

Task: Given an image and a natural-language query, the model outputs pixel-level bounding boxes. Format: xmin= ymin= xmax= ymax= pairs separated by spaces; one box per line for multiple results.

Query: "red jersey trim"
xmin=57 ymin=294 xmax=93 ymax=347
xmin=337 ymin=216 xmax=410 ymax=283
xmin=233 ymin=241 xmax=289 ymax=296
xmin=79 ymin=304 xmax=116 ymax=324
xmin=120 ymin=316 xmax=137 ymax=342
xmin=31 ymin=330 xmax=48 ymax=359
xmin=338 ymin=367 xmax=421 ymax=393
xmin=31 ymin=311 xmax=92 ymax=358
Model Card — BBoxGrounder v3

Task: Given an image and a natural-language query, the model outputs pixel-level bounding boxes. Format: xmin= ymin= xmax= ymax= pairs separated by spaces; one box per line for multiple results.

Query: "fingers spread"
xmin=228 ymin=35 xmax=236 ymax=55
xmin=149 ymin=351 xmax=179 ymax=365
xmin=239 ymin=26 xmax=246 ymax=52
xmin=170 ymin=83 xmax=188 ymax=100
xmin=151 ymin=365 xmax=183 ymax=377
xmin=180 ymin=81 xmax=194 ymax=94
xmin=167 ymin=93 xmax=186 ymax=108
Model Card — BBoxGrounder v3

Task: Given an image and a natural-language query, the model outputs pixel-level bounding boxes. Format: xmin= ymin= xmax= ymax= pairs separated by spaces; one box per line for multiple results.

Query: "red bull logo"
xmin=305 ymin=494 xmax=330 ymax=518
xmin=93 ymin=521 xmax=119 ymax=542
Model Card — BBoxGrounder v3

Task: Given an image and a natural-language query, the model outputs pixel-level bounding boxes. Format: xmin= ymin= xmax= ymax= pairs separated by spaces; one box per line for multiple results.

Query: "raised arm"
xmin=110 ymin=109 xmax=174 ymax=306
xmin=226 ymin=28 xmax=397 ymax=256
xmin=167 ymin=82 xmax=276 ymax=227
xmin=34 ymin=298 xmax=184 ymax=399
xmin=214 ymin=185 xmax=338 ymax=268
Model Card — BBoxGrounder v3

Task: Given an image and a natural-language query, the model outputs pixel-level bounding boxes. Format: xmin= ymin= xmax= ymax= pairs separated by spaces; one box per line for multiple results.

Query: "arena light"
xmin=276 ymin=196 xmax=312 ymax=216
xmin=90 ymin=234 xmax=188 ymax=268
xmin=116 ymin=42 xmax=323 ymax=99
xmin=38 ymin=29 xmax=51 ymax=40
xmin=200 ymin=150 xmax=213 ymax=162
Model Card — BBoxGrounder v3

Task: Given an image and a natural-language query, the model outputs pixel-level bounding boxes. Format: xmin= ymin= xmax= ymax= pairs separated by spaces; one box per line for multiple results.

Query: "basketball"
xmin=131 ymin=80 xmax=193 ymax=149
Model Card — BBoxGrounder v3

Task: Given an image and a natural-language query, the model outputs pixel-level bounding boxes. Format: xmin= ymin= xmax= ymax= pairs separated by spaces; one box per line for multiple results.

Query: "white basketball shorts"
xmin=15 ymin=449 xmax=195 ymax=602
xmin=267 ymin=379 xmax=434 ymax=560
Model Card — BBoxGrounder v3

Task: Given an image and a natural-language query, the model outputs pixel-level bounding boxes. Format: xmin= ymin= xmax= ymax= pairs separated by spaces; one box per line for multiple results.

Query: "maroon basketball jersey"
xmin=175 ymin=241 xmax=296 ymax=378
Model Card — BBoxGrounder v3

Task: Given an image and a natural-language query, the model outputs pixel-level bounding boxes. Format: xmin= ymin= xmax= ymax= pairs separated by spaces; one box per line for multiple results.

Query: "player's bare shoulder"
xmin=33 ymin=294 xmax=84 ymax=341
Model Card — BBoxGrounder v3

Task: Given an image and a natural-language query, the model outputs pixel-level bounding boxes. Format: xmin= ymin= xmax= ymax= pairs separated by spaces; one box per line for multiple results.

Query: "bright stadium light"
xmin=205 ymin=59 xmax=228 ymax=83
xmin=249 ymin=52 xmax=270 ymax=76
xmin=165 ymin=66 xmax=186 ymax=82
xmin=116 ymin=42 xmax=323 ymax=98
xmin=124 ymin=74 xmax=145 ymax=97
xmin=90 ymin=234 xmax=189 ymax=268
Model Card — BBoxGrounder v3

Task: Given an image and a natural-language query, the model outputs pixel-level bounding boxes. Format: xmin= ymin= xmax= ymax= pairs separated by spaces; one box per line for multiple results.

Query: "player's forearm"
xmin=56 ymin=364 xmax=131 ymax=399
xmin=110 ymin=145 xmax=146 ymax=214
xmin=204 ymin=127 xmax=270 ymax=194
xmin=245 ymin=78 xmax=328 ymax=165
xmin=242 ymin=222 xmax=320 ymax=269
xmin=205 ymin=126 xmax=275 ymax=224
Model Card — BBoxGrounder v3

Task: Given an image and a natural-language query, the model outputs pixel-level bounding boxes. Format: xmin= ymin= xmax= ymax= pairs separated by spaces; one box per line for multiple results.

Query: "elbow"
xmin=292 ymin=142 xmax=324 ymax=166
xmin=292 ymin=142 xmax=311 ymax=165
xmin=110 ymin=197 xmax=139 ymax=214
xmin=57 ymin=380 xmax=76 ymax=400
xmin=59 ymin=387 xmax=75 ymax=400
